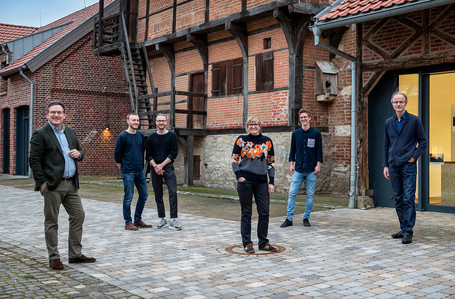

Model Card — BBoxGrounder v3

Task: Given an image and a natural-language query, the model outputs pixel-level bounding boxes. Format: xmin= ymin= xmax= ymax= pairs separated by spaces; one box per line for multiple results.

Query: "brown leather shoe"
xmin=134 ymin=220 xmax=153 ymax=228
xmin=49 ymin=258 xmax=64 ymax=270
xmin=125 ymin=222 xmax=138 ymax=231
xmin=68 ymin=254 xmax=96 ymax=263
xmin=244 ymin=243 xmax=255 ymax=254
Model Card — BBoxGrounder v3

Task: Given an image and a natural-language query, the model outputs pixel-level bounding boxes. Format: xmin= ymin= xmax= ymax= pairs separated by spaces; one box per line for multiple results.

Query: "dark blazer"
xmin=383 ymin=111 xmax=427 ymax=168
xmin=29 ymin=123 xmax=84 ymax=191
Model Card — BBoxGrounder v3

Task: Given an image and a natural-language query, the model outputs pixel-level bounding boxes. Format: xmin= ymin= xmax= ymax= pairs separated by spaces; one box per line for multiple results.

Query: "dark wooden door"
xmin=16 ymin=106 xmax=29 ymax=175
xmin=368 ymin=73 xmax=396 ymax=208
xmin=189 ymin=72 xmax=205 ymax=129
xmin=2 ymin=109 xmax=10 ymax=174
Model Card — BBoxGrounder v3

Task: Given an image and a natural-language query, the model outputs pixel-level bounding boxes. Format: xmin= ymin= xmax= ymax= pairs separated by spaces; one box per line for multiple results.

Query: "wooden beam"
xmin=274 ymin=7 xmax=310 ymax=126
xmin=187 ymin=34 xmax=208 ymax=69
xmin=173 ymin=0 xmax=177 ymax=33
xmin=226 ymin=21 xmax=249 ymax=126
xmin=155 ymin=43 xmax=176 ymax=128
xmin=145 ymin=0 xmax=150 ymax=41
xmin=205 ymin=0 xmax=210 ymax=23
xmin=287 ymin=3 xmax=326 ymax=15
xmin=143 ymin=0 xmax=296 ymax=48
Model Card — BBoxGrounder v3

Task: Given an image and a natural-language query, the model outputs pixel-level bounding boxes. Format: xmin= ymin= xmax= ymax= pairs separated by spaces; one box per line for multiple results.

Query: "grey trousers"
xmin=41 ymin=180 xmax=85 ymax=260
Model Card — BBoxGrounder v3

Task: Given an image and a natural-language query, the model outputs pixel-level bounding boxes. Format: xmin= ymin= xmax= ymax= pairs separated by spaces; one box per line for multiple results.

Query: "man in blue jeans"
xmin=281 ymin=108 xmax=323 ymax=228
xmin=383 ymin=92 xmax=427 ymax=244
xmin=114 ymin=113 xmax=152 ymax=231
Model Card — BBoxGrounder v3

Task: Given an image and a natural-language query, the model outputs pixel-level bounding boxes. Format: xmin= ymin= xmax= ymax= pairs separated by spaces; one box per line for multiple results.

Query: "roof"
xmin=312 ymin=0 xmax=455 ymax=31
xmin=0 ymin=0 xmax=116 ymax=77
xmin=319 ymin=0 xmax=419 ymax=21
xmin=0 ymin=23 xmax=37 ymax=44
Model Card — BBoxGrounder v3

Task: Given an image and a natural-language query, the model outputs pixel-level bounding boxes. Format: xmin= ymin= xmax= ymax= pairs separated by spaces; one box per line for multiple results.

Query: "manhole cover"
xmin=225 ymin=244 xmax=286 ymax=255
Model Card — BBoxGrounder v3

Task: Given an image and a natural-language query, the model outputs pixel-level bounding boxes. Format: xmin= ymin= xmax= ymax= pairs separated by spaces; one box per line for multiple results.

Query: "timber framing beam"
xmin=226 ymin=21 xmax=249 ymax=127
xmin=274 ymin=7 xmax=311 ymax=126
xmin=155 ymin=43 xmax=176 ymax=128
xmin=142 ymin=0 xmax=297 ymax=49
xmin=186 ymin=34 xmax=208 ymax=69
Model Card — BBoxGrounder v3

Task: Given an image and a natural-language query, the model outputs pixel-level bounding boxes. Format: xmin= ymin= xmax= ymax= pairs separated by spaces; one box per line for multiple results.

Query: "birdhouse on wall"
xmin=315 ymin=61 xmax=338 ymax=102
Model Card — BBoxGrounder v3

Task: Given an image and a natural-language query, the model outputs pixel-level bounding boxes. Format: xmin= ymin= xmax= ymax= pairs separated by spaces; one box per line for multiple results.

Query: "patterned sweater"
xmin=231 ymin=134 xmax=275 ymax=184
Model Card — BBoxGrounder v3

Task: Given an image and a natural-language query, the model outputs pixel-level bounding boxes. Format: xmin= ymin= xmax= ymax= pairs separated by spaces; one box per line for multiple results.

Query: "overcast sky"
xmin=0 ymin=0 xmax=100 ymax=28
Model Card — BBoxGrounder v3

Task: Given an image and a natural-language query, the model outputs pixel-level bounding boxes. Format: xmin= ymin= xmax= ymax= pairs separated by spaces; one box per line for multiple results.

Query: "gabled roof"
xmin=0 ymin=0 xmax=116 ymax=77
xmin=312 ymin=0 xmax=455 ymax=31
xmin=0 ymin=23 xmax=37 ymax=44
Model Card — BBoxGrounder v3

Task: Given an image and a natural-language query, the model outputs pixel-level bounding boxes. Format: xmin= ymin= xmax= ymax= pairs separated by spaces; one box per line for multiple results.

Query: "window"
xmin=255 ymin=52 xmax=274 ymax=92
xmin=211 ymin=58 xmax=243 ymax=96
xmin=263 ymin=38 xmax=271 ymax=50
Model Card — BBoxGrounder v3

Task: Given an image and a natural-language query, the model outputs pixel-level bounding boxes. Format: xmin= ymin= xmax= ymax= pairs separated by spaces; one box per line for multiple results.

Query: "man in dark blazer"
xmin=383 ymin=92 xmax=427 ymax=245
xmin=29 ymin=100 xmax=95 ymax=270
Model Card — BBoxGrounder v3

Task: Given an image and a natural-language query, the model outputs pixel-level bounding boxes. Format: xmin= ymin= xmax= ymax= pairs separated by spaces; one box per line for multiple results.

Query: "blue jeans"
xmin=286 ymin=171 xmax=318 ymax=221
xmin=237 ymin=181 xmax=270 ymax=248
xmin=121 ymin=170 xmax=148 ymax=224
xmin=389 ymin=162 xmax=417 ymax=236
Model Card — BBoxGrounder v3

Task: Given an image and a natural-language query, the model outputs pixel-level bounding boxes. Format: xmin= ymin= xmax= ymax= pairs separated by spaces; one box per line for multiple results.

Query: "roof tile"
xmin=319 ymin=0 xmax=419 ymax=21
xmin=1 ymin=1 xmax=114 ymax=74
xmin=0 ymin=23 xmax=37 ymax=44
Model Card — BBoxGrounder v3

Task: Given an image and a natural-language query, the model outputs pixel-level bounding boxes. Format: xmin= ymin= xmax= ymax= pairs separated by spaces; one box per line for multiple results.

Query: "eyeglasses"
xmin=248 ymin=123 xmax=259 ymax=127
xmin=392 ymin=101 xmax=406 ymax=105
xmin=156 ymin=120 xmax=167 ymax=123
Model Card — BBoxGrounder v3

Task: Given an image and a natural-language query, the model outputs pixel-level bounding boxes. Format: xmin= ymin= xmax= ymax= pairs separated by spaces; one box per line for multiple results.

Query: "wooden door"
xmin=189 ymin=72 xmax=205 ymax=129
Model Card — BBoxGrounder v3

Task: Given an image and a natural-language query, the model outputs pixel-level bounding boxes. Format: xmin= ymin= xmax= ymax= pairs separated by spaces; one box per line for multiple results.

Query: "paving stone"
xmin=1 ymin=185 xmax=455 ymax=298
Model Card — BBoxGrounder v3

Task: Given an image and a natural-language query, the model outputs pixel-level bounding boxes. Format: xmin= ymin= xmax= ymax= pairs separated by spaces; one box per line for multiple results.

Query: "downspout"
xmin=311 ymin=27 xmax=358 ymax=209
xmin=1 ymin=44 xmax=9 ymax=66
xmin=19 ymin=66 xmax=34 ymax=178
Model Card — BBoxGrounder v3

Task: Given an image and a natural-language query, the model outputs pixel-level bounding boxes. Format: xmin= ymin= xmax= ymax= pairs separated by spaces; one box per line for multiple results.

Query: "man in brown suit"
xmin=29 ymin=100 xmax=95 ymax=270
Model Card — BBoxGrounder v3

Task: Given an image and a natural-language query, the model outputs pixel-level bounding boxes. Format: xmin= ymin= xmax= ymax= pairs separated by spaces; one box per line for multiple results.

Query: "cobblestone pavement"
xmin=1 ymin=184 xmax=455 ymax=298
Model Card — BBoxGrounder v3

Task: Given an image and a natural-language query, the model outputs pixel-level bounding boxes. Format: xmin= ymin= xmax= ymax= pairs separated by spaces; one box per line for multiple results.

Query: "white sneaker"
xmin=157 ymin=218 xmax=167 ymax=229
xmin=169 ymin=219 xmax=182 ymax=231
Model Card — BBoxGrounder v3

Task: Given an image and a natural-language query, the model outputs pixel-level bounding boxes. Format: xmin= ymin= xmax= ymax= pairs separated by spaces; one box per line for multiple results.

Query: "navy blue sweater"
xmin=289 ymin=127 xmax=323 ymax=173
xmin=383 ymin=111 xmax=427 ymax=168
xmin=114 ymin=131 xmax=145 ymax=173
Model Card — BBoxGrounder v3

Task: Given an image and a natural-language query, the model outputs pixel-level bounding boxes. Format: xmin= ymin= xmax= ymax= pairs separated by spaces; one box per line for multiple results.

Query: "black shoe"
xmin=280 ymin=218 xmax=293 ymax=228
xmin=391 ymin=231 xmax=404 ymax=239
xmin=303 ymin=218 xmax=311 ymax=227
xmin=259 ymin=243 xmax=278 ymax=252
xmin=402 ymin=235 xmax=412 ymax=244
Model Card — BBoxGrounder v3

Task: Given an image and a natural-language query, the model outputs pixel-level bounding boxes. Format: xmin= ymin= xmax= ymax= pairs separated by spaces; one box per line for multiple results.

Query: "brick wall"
xmin=0 ymin=33 xmax=130 ymax=176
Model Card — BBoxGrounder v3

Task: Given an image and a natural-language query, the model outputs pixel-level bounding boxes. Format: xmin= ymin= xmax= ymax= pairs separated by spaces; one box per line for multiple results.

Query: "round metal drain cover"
xmin=225 ymin=244 xmax=286 ymax=255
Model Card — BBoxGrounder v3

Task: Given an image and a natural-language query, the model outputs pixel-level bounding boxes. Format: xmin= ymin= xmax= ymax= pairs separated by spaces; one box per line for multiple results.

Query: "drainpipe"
xmin=19 ymin=66 xmax=34 ymax=178
xmin=311 ymin=27 xmax=358 ymax=209
xmin=1 ymin=44 xmax=9 ymax=66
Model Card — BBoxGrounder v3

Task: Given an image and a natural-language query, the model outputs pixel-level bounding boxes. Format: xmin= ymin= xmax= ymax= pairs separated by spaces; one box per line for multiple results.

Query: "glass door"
xmin=429 ymin=72 xmax=455 ymax=207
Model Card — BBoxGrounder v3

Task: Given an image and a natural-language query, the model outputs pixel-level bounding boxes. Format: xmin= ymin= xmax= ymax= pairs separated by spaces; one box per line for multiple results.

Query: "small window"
xmin=211 ymin=58 xmax=243 ymax=96
xmin=263 ymin=38 xmax=271 ymax=50
xmin=256 ymin=52 xmax=274 ymax=92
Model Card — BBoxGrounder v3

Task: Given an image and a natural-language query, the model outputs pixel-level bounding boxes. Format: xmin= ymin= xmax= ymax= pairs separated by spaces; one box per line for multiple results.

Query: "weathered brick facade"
xmin=134 ymin=0 xmax=351 ymax=194
xmin=0 ymin=33 xmax=129 ymax=176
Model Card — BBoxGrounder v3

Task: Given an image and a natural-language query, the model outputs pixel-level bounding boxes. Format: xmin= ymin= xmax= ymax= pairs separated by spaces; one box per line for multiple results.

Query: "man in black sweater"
xmin=383 ymin=92 xmax=427 ymax=244
xmin=146 ymin=114 xmax=181 ymax=230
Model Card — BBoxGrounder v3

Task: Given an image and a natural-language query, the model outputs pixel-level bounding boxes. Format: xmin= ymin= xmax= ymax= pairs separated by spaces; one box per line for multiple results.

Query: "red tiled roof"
xmin=1 ymin=0 xmax=114 ymax=75
xmin=0 ymin=23 xmax=37 ymax=44
xmin=319 ymin=0 xmax=419 ymax=21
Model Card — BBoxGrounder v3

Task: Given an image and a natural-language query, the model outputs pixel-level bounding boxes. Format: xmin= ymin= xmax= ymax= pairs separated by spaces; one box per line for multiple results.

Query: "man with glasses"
xmin=383 ymin=92 xmax=427 ymax=244
xmin=29 ymin=100 xmax=96 ymax=270
xmin=281 ymin=108 xmax=323 ymax=228
xmin=146 ymin=114 xmax=181 ymax=230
